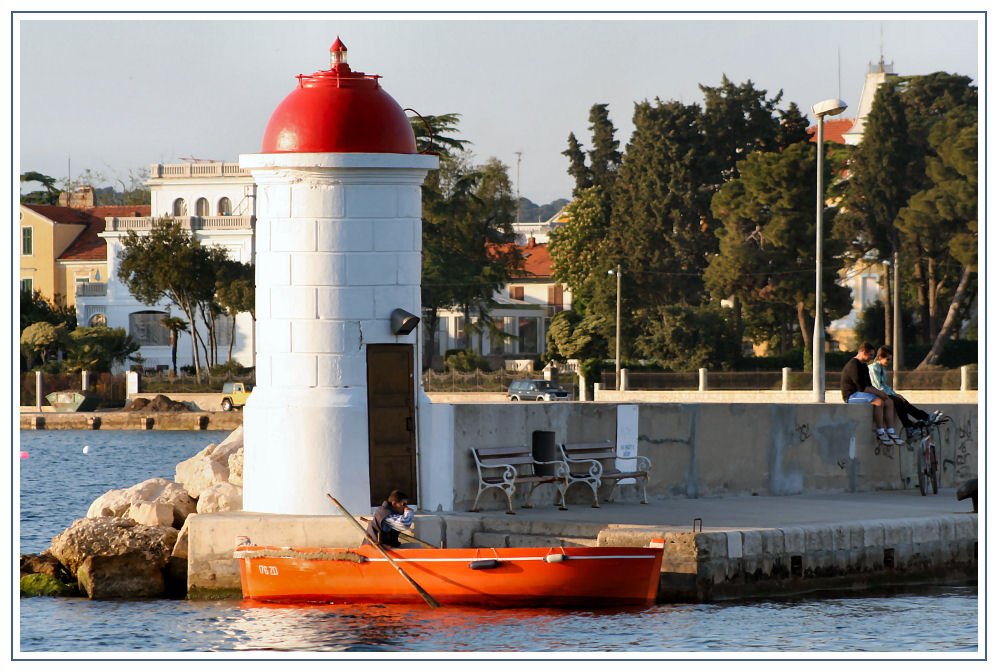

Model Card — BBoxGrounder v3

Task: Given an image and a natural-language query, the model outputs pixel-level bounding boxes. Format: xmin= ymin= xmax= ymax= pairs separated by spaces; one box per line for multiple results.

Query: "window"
xmin=129 ymin=310 xmax=170 ymax=346
xmin=21 ymin=227 xmax=32 ymax=255
xmin=436 ymin=316 xmax=449 ymax=355
xmin=173 ymin=198 xmax=187 ymax=216
xmin=455 ymin=316 xmax=466 ymax=348
xmin=217 ymin=197 xmax=232 ymax=216
xmin=20 ymin=278 xmax=32 ymax=294
xmin=518 ymin=317 xmax=539 ymax=354
xmin=215 ymin=316 xmax=234 ymax=348
xmin=509 ymin=286 xmax=524 ymax=301
xmin=547 ymin=284 xmax=564 ymax=312
xmin=89 ymin=313 xmax=107 ymax=327
xmin=196 ymin=197 xmax=209 ymax=216
xmin=491 ymin=317 xmax=513 ymax=355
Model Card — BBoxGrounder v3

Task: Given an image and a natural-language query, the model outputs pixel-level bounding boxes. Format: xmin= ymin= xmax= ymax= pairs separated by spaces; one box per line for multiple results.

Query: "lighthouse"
xmin=240 ymin=39 xmax=438 ymax=516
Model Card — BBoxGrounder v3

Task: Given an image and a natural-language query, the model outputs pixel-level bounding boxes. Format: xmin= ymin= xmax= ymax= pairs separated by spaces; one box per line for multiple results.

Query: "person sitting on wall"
xmin=868 ymin=346 xmax=942 ymax=438
xmin=364 ymin=490 xmax=414 ymax=548
xmin=841 ymin=341 xmax=905 ymax=446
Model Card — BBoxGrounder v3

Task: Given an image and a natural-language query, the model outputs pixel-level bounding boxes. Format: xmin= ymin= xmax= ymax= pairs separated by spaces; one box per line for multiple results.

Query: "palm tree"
xmin=160 ymin=316 xmax=189 ymax=376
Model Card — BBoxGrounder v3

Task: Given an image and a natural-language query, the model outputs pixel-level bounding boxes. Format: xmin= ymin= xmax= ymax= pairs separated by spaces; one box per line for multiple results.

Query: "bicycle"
xmin=905 ymin=412 xmax=950 ymax=496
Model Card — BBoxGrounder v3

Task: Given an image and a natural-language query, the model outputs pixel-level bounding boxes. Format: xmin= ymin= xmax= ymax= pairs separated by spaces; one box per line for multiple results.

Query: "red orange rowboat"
xmin=236 ymin=541 xmax=665 ymax=607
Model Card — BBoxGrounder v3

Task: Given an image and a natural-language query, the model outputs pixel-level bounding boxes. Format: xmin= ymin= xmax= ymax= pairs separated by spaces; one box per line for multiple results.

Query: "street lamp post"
xmin=609 ymin=264 xmax=622 ymax=390
xmin=810 ymin=98 xmax=848 ymax=403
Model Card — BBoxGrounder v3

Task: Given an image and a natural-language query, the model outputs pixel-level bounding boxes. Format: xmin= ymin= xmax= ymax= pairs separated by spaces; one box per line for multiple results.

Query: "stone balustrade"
xmin=104 ymin=215 xmax=254 ymax=232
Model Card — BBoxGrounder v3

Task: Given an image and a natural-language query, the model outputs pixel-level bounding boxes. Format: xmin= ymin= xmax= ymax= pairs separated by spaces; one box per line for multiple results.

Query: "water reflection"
xmin=223 ymin=600 xmax=660 ymax=652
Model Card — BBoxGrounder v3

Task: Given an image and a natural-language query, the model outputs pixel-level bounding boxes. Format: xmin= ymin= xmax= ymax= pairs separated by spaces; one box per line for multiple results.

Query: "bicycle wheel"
xmin=917 ymin=442 xmax=928 ymax=496
xmin=929 ymin=444 xmax=939 ymax=495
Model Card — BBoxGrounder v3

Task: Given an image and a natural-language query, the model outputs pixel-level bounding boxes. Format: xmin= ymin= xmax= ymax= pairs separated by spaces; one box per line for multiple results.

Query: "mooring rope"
xmin=233 ymin=548 xmax=367 ymax=563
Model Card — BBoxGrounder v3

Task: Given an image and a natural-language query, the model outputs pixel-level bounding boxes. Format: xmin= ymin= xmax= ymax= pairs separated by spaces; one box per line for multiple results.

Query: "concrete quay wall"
xmin=187 ymin=510 xmax=977 ymax=601
xmin=674 ymin=514 xmax=978 ymax=601
xmin=423 ymin=402 xmax=978 ymax=513
xmin=19 ymin=410 xmax=243 ymax=431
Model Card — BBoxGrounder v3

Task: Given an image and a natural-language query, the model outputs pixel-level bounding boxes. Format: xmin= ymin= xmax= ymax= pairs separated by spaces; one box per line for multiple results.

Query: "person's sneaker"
xmin=886 ymin=429 xmax=905 ymax=445
xmin=929 ymin=410 xmax=945 ymax=424
xmin=877 ymin=430 xmax=894 ymax=446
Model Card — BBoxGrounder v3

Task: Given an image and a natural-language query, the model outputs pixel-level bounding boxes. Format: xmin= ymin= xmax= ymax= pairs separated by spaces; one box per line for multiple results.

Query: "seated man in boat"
xmin=365 ymin=490 xmax=414 ymax=548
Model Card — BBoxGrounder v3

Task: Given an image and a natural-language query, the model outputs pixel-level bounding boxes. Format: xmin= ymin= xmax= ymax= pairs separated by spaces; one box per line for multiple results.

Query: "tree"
xmin=64 ymin=326 xmax=140 ymax=372
xmin=20 ymin=322 xmax=66 ymax=368
xmin=586 ymin=104 xmax=621 ymax=190
xmin=547 ymin=186 xmax=612 ymax=302
xmin=20 ymin=171 xmax=61 ymax=204
xmin=897 ymin=108 xmax=978 ymax=368
xmin=416 ymin=113 xmax=521 ymax=367
xmin=837 ymin=82 xmax=912 ymax=347
xmin=21 ymin=289 xmax=76 ymax=332
xmin=160 ymin=317 xmax=190 ymax=376
xmin=707 ymin=142 xmax=852 ymax=361
xmin=215 ymin=259 xmax=255 ymax=364
xmin=116 ymin=218 xmax=215 ymax=381
xmin=633 ymin=304 xmax=741 ymax=370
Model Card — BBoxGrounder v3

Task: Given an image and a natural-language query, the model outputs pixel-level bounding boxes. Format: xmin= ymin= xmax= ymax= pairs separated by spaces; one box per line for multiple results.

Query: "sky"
xmin=14 ymin=9 xmax=983 ymax=207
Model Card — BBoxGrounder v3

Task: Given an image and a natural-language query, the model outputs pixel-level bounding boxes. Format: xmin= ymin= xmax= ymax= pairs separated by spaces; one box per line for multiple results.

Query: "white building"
xmin=430 ymin=211 xmax=572 ymax=369
xmin=75 ymin=161 xmax=257 ymax=371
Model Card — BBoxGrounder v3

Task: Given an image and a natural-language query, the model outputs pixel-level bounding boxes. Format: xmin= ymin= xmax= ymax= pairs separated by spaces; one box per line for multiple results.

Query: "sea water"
xmin=15 ymin=431 xmax=980 ymax=655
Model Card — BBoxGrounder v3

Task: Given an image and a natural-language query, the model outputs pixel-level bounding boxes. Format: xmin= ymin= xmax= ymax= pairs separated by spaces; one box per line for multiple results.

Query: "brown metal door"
xmin=366 ymin=344 xmax=417 ymax=506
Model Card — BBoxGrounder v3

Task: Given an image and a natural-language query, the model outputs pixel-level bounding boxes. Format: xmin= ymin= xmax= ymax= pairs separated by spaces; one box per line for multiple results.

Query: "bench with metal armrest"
xmin=558 ymin=441 xmax=651 ymax=507
xmin=470 ymin=445 xmax=568 ymax=514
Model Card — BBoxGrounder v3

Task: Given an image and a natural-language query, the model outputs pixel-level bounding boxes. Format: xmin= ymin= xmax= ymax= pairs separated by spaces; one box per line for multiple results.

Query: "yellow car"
xmin=221 ymin=382 xmax=252 ymax=411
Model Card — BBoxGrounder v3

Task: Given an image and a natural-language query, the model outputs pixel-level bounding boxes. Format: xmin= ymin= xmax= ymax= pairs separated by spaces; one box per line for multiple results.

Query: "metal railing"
xmin=75 ymin=282 xmax=107 ymax=297
xmin=600 ymin=366 xmax=978 ymax=392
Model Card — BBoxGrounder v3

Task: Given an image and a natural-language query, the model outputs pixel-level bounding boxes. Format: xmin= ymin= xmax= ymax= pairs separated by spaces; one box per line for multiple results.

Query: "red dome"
xmin=261 ymin=43 xmax=416 ymax=154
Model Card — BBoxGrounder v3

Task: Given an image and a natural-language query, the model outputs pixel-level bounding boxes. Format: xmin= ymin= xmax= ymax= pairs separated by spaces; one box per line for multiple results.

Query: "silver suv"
xmin=507 ymin=379 xmax=570 ymax=401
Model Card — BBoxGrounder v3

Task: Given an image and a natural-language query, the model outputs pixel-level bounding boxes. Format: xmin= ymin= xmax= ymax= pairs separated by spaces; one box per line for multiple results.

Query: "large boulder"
xmin=175 ymin=426 xmax=244 ymax=498
xmin=87 ymin=477 xmax=195 ymax=528
xmin=49 ymin=517 xmax=178 ymax=599
xmin=195 ymin=482 xmax=243 ymax=514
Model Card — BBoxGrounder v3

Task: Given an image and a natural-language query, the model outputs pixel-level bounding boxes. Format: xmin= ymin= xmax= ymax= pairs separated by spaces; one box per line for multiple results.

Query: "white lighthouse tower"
xmin=240 ymin=38 xmax=438 ymax=516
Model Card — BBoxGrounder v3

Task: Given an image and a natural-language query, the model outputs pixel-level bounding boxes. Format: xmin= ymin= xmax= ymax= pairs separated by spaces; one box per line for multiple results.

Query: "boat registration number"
xmin=258 ymin=565 xmax=279 ymax=576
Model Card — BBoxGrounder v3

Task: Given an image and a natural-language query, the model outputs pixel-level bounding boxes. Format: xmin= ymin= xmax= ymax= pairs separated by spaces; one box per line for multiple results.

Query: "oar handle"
xmin=326 ymin=493 xmax=440 ymax=608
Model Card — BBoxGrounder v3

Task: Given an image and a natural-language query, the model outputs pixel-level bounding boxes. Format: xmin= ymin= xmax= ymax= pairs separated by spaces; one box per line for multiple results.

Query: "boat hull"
xmin=236 ymin=544 xmax=664 ymax=607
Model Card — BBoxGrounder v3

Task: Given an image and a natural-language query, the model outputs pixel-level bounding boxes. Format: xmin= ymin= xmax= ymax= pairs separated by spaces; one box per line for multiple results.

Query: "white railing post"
xmin=126 ymin=370 xmax=140 ymax=396
xmin=620 ymin=368 xmax=629 ymax=391
xmin=961 ymin=365 xmax=970 ymax=392
xmin=35 ymin=370 xmax=43 ymax=410
xmin=699 ymin=368 xmax=708 ymax=392
xmin=593 ymin=382 xmax=602 ymax=400
xmin=81 ymin=370 xmax=91 ymax=392
xmin=782 ymin=367 xmax=791 ymax=392
xmin=577 ymin=371 xmax=588 ymax=401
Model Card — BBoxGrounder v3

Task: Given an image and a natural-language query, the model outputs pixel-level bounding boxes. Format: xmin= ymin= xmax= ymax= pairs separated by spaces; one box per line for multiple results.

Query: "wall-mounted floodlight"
xmin=391 ymin=308 xmax=420 ymax=336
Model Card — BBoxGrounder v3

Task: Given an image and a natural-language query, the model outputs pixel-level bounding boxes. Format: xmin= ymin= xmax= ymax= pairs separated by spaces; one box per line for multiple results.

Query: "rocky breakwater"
xmin=20 ymin=426 xmax=245 ymax=600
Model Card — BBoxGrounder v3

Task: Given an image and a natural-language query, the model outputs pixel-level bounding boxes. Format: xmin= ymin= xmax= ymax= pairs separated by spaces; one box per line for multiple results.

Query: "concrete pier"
xmin=187 ymin=488 xmax=977 ymax=601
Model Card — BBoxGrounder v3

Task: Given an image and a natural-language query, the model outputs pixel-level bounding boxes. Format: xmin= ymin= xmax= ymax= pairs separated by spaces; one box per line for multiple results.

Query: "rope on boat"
xmin=233 ymin=548 xmax=368 ymax=563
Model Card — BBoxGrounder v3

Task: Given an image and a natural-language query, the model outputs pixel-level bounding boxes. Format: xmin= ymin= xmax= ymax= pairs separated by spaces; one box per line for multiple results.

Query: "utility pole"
xmin=514 ymin=151 xmax=522 ymax=224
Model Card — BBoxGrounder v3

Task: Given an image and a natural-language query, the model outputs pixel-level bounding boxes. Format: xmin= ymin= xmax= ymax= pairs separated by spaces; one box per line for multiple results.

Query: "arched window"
xmin=196 ymin=197 xmax=209 ymax=216
xmin=89 ymin=313 xmax=107 ymax=327
xmin=217 ymin=197 xmax=232 ymax=216
xmin=172 ymin=198 xmax=187 ymax=216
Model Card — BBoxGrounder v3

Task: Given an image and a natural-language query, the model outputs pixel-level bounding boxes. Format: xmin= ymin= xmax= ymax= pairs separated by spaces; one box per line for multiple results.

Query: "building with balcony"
xmin=19 ymin=202 xmax=150 ymax=311
xmin=70 ymin=162 xmax=257 ymax=371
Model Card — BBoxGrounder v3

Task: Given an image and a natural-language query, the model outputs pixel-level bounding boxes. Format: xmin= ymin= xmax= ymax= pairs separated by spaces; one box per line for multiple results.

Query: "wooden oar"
xmin=359 ymin=516 xmax=439 ymax=549
xmin=326 ymin=493 xmax=440 ymax=609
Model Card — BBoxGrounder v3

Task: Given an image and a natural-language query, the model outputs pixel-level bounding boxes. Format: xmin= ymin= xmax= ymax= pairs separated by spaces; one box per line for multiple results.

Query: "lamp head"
xmin=811 ymin=98 xmax=848 ymax=118
xmin=390 ymin=308 xmax=420 ymax=336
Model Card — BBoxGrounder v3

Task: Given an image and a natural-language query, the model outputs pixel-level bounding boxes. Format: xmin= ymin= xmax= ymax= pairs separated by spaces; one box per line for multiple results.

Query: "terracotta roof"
xmin=22 ymin=203 xmax=150 ymax=262
xmin=517 ymin=239 xmax=553 ymax=279
xmin=807 ymin=118 xmax=855 ymax=145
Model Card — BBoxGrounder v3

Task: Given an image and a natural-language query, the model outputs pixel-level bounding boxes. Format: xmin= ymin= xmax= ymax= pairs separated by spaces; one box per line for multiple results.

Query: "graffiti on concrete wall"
xmin=795 ymin=423 xmax=811 ymax=443
xmin=943 ymin=413 xmax=975 ymax=483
